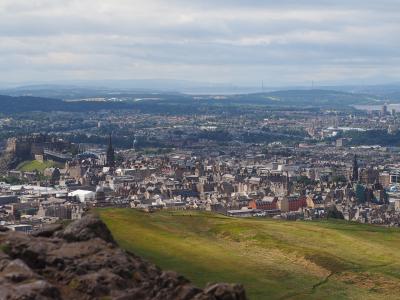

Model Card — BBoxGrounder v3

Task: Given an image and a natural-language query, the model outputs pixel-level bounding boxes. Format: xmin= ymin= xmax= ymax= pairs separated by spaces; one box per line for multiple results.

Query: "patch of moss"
xmin=68 ymin=278 xmax=80 ymax=290
xmin=0 ymin=243 xmax=10 ymax=254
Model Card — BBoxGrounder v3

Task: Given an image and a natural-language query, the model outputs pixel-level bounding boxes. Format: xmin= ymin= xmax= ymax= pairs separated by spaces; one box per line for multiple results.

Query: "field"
xmin=17 ymin=160 xmax=64 ymax=172
xmin=98 ymin=209 xmax=400 ymax=300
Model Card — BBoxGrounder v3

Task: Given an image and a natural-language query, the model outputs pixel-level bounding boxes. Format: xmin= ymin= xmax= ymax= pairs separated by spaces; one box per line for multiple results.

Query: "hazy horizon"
xmin=1 ymin=78 xmax=400 ymax=90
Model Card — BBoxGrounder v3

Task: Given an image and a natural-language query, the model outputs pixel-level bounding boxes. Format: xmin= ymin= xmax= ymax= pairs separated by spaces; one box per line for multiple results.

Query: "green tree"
xmin=327 ymin=206 xmax=344 ymax=219
xmin=355 ymin=184 xmax=366 ymax=203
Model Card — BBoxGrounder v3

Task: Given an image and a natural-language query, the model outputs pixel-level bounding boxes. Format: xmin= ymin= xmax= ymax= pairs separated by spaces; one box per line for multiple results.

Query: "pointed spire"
xmin=286 ymin=171 xmax=290 ymax=196
xmin=352 ymin=154 xmax=359 ymax=182
xmin=106 ymin=133 xmax=115 ymax=168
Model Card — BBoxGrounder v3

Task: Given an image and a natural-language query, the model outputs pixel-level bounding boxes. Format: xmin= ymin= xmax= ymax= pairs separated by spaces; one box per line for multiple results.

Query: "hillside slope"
xmin=0 ymin=214 xmax=245 ymax=300
xmin=99 ymin=209 xmax=400 ymax=300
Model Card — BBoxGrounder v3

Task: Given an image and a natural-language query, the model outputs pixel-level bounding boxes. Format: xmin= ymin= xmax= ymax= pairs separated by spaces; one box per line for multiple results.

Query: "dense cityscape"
xmin=2 ymin=98 xmax=400 ymax=232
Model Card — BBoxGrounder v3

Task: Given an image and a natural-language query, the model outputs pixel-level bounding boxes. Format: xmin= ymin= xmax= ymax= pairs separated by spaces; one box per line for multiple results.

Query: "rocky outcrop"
xmin=0 ymin=215 xmax=247 ymax=300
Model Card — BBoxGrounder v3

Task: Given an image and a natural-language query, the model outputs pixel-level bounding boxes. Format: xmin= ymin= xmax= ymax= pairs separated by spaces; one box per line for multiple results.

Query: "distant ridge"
xmin=0 ymin=94 xmax=146 ymax=113
xmin=0 ymin=89 xmax=387 ymax=114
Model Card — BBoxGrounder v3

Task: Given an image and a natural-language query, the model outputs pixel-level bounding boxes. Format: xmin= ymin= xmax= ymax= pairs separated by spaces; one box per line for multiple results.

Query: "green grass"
xmin=17 ymin=160 xmax=63 ymax=172
xmin=98 ymin=209 xmax=400 ymax=300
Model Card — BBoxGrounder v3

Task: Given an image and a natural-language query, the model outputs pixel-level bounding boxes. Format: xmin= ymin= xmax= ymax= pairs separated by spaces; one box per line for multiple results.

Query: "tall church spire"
xmin=285 ymin=171 xmax=290 ymax=196
xmin=106 ymin=133 xmax=115 ymax=167
xmin=352 ymin=154 xmax=358 ymax=182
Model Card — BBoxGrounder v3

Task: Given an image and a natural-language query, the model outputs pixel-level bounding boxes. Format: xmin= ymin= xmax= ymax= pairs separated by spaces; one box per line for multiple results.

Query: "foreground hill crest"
xmin=0 ymin=214 xmax=246 ymax=300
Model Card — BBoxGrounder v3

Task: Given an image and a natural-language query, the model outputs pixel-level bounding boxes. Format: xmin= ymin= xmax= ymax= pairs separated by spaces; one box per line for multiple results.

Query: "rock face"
xmin=0 ymin=214 xmax=247 ymax=300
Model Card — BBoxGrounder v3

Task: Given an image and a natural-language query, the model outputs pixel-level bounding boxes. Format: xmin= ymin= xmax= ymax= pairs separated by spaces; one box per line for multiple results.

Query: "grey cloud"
xmin=0 ymin=0 xmax=399 ymax=86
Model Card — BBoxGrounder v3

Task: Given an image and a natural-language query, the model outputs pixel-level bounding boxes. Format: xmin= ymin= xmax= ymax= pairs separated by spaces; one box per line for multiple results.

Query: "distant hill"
xmin=225 ymin=89 xmax=382 ymax=106
xmin=3 ymin=81 xmax=400 ymax=100
xmin=0 ymin=80 xmax=259 ymax=96
xmin=100 ymin=209 xmax=400 ymax=300
xmin=0 ymin=95 xmax=131 ymax=113
xmin=0 ymin=95 xmax=62 ymax=113
xmin=0 ymin=89 xmax=385 ymax=114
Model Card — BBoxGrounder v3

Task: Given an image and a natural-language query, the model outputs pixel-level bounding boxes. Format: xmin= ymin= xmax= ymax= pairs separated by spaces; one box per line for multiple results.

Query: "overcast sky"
xmin=1 ymin=0 xmax=399 ymax=87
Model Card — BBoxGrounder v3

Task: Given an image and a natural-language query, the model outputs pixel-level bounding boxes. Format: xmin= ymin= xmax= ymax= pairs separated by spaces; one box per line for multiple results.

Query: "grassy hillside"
xmin=98 ymin=209 xmax=400 ymax=300
xmin=17 ymin=160 xmax=63 ymax=172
